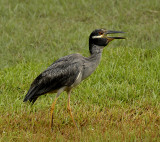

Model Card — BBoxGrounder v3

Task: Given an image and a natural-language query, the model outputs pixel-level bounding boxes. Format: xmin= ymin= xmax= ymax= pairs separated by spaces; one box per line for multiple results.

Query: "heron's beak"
xmin=104 ymin=30 xmax=125 ymax=42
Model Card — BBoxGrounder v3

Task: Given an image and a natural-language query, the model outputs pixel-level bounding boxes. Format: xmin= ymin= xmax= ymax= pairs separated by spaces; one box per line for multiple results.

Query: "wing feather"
xmin=23 ymin=54 xmax=84 ymax=104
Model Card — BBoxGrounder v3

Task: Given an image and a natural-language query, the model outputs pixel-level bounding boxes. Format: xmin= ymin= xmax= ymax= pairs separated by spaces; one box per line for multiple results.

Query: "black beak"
xmin=106 ymin=30 xmax=125 ymax=34
xmin=104 ymin=30 xmax=125 ymax=41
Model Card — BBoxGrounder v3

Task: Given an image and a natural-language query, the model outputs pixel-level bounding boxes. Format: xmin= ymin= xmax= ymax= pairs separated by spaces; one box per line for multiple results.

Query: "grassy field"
xmin=0 ymin=0 xmax=160 ymax=141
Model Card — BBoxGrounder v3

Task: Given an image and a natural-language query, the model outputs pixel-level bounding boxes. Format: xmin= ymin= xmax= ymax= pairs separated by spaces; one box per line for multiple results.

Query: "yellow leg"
xmin=50 ymin=97 xmax=58 ymax=129
xmin=67 ymin=90 xmax=78 ymax=128
xmin=50 ymin=87 xmax=66 ymax=130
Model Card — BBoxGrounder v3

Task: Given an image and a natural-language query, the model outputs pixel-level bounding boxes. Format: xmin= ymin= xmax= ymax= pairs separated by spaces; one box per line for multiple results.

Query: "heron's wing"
xmin=23 ymin=54 xmax=84 ymax=104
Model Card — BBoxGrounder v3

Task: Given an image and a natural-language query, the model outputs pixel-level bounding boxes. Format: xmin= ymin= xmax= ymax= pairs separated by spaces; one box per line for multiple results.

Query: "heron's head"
xmin=89 ymin=29 xmax=125 ymax=47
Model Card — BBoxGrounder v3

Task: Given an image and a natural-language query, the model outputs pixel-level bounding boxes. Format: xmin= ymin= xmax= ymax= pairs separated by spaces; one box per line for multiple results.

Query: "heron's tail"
xmin=23 ymin=86 xmax=39 ymax=104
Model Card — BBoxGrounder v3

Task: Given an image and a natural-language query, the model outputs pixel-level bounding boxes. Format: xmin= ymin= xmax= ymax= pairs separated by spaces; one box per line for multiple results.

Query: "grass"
xmin=0 ymin=0 xmax=160 ymax=141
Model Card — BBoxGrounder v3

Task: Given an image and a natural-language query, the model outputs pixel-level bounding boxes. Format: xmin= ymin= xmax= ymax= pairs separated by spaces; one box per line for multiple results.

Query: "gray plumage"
xmin=23 ymin=51 xmax=101 ymax=104
xmin=23 ymin=29 xmax=125 ymax=104
xmin=23 ymin=29 xmax=125 ymax=128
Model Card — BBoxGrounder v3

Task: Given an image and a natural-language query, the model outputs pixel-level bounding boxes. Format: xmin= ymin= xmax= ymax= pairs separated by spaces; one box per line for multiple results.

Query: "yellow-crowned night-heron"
xmin=23 ymin=29 xmax=125 ymax=129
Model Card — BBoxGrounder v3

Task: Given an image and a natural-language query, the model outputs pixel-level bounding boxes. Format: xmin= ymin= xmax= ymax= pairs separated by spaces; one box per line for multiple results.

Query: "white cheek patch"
xmin=92 ymin=35 xmax=103 ymax=39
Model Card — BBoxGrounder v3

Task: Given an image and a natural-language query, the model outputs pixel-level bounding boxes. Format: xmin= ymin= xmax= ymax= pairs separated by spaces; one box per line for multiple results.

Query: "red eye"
xmin=99 ymin=32 xmax=103 ymax=35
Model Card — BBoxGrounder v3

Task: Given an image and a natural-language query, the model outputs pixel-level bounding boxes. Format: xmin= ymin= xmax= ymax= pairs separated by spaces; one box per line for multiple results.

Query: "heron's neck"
xmin=88 ymin=44 xmax=103 ymax=68
xmin=81 ymin=44 xmax=103 ymax=80
xmin=89 ymin=43 xmax=103 ymax=59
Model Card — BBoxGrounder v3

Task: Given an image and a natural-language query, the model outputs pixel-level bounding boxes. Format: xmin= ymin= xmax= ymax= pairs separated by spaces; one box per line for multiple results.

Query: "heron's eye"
xmin=99 ymin=32 xmax=103 ymax=35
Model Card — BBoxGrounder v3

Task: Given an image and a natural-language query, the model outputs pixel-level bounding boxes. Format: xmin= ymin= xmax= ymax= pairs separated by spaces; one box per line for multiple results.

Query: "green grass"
xmin=0 ymin=0 xmax=160 ymax=141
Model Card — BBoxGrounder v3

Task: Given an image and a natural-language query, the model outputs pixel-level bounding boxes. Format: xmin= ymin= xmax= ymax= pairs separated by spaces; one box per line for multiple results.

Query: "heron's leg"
xmin=50 ymin=92 xmax=61 ymax=129
xmin=67 ymin=90 xmax=78 ymax=128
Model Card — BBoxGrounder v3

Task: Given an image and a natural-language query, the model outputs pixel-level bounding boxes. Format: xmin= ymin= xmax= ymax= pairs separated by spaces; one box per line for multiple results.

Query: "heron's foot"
xmin=50 ymin=98 xmax=58 ymax=130
xmin=67 ymin=107 xmax=78 ymax=129
xmin=50 ymin=113 xmax=54 ymax=131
